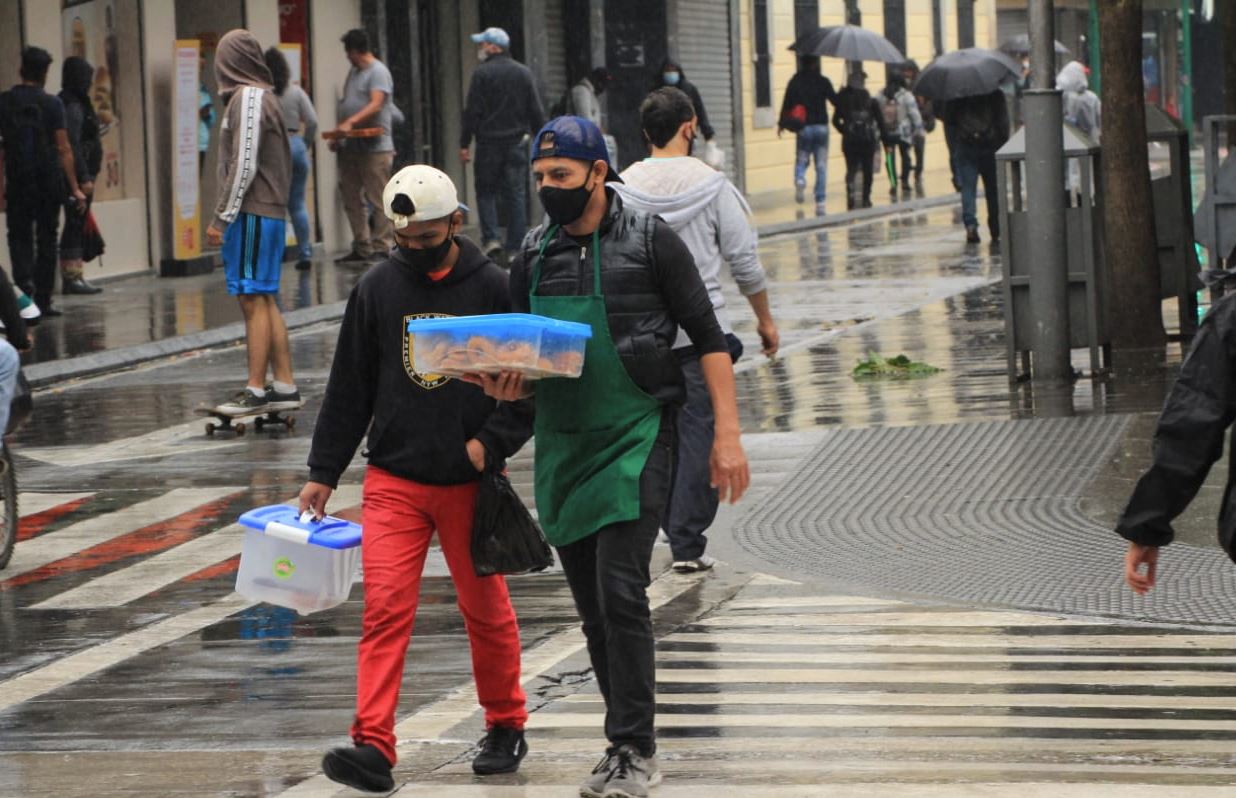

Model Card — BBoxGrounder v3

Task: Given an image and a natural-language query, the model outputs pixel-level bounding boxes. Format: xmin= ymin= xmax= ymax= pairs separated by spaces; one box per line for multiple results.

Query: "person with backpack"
xmin=0 ymin=47 xmax=88 ymax=318
xmin=57 ymin=56 xmax=104 ymax=296
xmin=879 ymin=72 xmax=923 ymax=195
xmin=777 ymin=56 xmax=838 ymax=207
xmin=901 ymin=60 xmax=935 ymax=189
xmin=556 ymin=67 xmax=617 ymax=165
xmin=832 ymin=70 xmax=885 ymax=210
xmin=939 ymin=88 xmax=1010 ymax=243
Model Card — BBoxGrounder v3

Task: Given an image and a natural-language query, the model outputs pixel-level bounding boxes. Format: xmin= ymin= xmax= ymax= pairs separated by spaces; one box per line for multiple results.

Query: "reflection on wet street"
xmin=2 ymin=207 xmax=1230 ymax=796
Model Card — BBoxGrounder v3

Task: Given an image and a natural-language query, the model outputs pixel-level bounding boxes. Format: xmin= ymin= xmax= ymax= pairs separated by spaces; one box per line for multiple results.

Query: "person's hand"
xmin=298 ymin=481 xmax=334 ymax=521
xmin=71 ymin=189 xmax=87 ymax=213
xmin=337 ymin=119 xmax=354 ymax=134
xmin=710 ymin=430 xmax=750 ymax=504
xmin=466 ymin=438 xmax=487 ymax=472
xmin=776 ymin=127 xmax=783 ymax=139
xmin=16 ymin=334 xmax=32 ymax=352
xmin=1125 ymin=542 xmax=1159 ymax=595
xmin=758 ymin=320 xmax=780 ymax=358
xmin=206 ymin=224 xmax=224 ymax=247
xmin=460 ymin=370 xmax=531 ymax=401
xmin=81 ymin=181 xmax=94 ymax=197
xmin=459 ymin=147 xmax=471 ymax=164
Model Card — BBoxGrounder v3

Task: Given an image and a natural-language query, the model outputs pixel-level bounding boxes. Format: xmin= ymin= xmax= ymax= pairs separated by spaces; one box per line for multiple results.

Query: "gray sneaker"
xmin=215 ymin=389 xmax=269 ymax=416
xmin=601 ymin=745 xmax=660 ymax=798
xmin=580 ymin=751 xmax=618 ymax=798
xmin=672 ymin=554 xmax=716 ymax=574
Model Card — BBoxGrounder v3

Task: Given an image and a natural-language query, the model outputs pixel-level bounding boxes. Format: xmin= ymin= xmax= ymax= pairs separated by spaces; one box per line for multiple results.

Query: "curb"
xmin=756 ymin=191 xmax=962 ymax=239
xmin=25 ymin=300 xmax=347 ymax=390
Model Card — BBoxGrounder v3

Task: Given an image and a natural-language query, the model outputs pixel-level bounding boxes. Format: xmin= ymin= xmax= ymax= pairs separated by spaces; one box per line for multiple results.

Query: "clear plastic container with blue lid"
xmin=235 ymin=505 xmax=362 ymax=615
xmin=406 ymin=313 xmax=592 ymax=379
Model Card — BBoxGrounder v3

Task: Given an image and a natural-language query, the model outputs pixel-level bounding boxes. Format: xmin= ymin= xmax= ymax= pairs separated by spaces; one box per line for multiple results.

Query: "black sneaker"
xmin=295 ymin=259 xmax=312 ymax=271
xmin=264 ymin=385 xmax=303 ymax=411
xmin=471 ymin=725 xmax=527 ymax=775
xmin=335 ymin=250 xmax=370 ymax=264
xmin=215 ymin=389 xmax=269 ymax=416
xmin=63 ymin=277 xmax=103 ymax=295
xmin=321 ymin=744 xmax=394 ymax=793
xmin=965 ymin=226 xmax=981 ymax=244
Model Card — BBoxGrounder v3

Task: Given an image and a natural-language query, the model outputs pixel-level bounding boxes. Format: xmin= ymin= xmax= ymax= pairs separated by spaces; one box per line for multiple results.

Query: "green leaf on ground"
xmin=852 ymin=352 xmax=942 ymax=380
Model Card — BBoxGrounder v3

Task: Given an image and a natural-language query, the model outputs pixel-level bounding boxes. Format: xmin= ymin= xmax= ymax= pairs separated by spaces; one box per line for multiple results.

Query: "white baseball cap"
xmin=382 ymin=165 xmax=468 ymax=230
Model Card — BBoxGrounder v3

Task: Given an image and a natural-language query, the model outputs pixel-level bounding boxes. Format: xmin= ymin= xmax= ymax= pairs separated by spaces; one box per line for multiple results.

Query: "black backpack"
xmin=845 ymin=106 xmax=879 ymax=147
xmin=0 ymin=90 xmax=59 ymax=193
xmin=954 ymin=98 xmax=1000 ymax=150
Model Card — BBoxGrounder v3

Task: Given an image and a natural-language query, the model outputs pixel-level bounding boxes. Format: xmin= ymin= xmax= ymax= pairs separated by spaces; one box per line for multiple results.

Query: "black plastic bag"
xmin=471 ymin=462 xmax=553 ymax=577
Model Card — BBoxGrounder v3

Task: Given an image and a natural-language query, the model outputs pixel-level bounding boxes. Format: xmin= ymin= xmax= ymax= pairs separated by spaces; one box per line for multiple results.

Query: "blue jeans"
xmin=956 ymin=144 xmax=999 ymax=234
xmin=794 ymin=124 xmax=830 ymax=202
xmin=288 ymin=135 xmax=312 ymax=261
xmin=0 ymin=340 xmax=20 ymax=435
xmin=475 ymin=137 xmax=529 ymax=252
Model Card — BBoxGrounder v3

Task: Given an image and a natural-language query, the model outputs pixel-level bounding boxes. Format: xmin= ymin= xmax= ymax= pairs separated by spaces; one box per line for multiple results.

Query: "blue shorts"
xmin=223 ymin=213 xmax=285 ymax=295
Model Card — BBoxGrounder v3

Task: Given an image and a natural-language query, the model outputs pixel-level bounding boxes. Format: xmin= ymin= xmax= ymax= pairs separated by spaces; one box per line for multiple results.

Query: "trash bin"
xmin=996 ymin=123 xmax=1109 ymax=380
xmin=1146 ymin=105 xmax=1201 ymax=340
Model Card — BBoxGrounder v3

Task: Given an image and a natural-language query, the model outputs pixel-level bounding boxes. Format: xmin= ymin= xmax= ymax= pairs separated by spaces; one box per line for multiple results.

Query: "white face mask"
xmin=477 ymin=47 xmax=490 ymax=62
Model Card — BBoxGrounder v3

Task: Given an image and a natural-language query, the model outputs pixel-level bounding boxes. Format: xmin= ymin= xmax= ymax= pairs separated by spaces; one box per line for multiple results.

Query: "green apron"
xmin=529 ymin=226 xmax=663 ymax=547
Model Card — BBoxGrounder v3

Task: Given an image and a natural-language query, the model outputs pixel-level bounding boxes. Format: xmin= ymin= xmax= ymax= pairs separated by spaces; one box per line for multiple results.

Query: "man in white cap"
xmin=459 ymin=26 xmax=545 ymax=262
xmin=300 ymin=165 xmax=534 ymax=792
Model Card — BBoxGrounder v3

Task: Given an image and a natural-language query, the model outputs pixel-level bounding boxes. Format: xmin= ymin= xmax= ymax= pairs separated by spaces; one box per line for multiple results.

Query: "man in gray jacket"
xmin=615 ymin=88 xmax=779 ymax=573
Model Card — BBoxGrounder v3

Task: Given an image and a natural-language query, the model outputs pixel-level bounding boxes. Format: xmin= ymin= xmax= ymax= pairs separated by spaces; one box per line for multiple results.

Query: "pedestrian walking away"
xmin=778 ymin=56 xmax=838 ymax=207
xmin=879 ymin=71 xmax=923 ymax=195
xmin=57 ymin=56 xmax=104 ymax=296
xmin=204 ymin=29 xmax=300 ymax=417
xmin=301 ymin=165 xmax=533 ymax=793
xmin=653 ymin=60 xmax=724 ymax=170
xmin=560 ymin=66 xmax=617 ymax=165
xmin=459 ymin=26 xmax=545 ymax=263
xmin=1117 ymin=290 xmax=1236 ymax=596
xmin=333 ymin=28 xmax=396 ymax=265
xmin=616 ymin=87 xmax=779 ymax=574
xmin=0 ymin=46 xmax=88 ymax=318
xmin=264 ymin=46 xmax=318 ymax=271
xmin=475 ymin=115 xmax=750 ymax=798
xmin=832 ymin=70 xmax=886 ymax=210
xmin=939 ymin=88 xmax=1009 ymax=243
xmin=902 ymin=60 xmax=935 ymax=190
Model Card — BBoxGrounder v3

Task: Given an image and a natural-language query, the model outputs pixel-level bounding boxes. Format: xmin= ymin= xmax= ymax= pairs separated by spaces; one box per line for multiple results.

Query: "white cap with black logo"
xmin=382 ymin=165 xmax=468 ymax=230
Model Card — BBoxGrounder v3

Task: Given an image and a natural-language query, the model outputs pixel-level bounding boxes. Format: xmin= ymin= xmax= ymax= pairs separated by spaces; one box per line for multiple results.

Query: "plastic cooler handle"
xmin=263 ymin=521 xmax=312 ymax=545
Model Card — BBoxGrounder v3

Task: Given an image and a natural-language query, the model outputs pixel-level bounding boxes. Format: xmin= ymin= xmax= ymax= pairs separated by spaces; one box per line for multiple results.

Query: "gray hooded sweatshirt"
xmin=615 ymin=156 xmax=767 ymax=348
xmin=212 ymin=29 xmax=291 ymax=230
xmin=1056 ymin=61 xmax=1101 ymax=142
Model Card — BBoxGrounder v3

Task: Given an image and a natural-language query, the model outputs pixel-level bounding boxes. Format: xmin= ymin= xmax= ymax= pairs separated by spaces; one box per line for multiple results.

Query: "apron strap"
xmin=530 ymin=226 xmax=603 ymax=298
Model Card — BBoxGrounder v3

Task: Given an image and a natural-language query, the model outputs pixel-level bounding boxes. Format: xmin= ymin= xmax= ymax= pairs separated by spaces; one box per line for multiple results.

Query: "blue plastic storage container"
xmin=406 ymin=313 xmax=592 ymax=379
xmin=235 ymin=505 xmax=362 ymax=615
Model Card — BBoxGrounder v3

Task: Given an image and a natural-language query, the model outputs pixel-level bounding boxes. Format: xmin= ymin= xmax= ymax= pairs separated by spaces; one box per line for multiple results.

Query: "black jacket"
xmin=654 ymin=63 xmax=715 ymax=141
xmin=307 ymin=237 xmax=534 ymax=488
xmin=509 ymin=191 xmax=726 ymax=406
xmin=1117 ymin=292 xmax=1236 ymax=561
xmin=832 ymin=86 xmax=885 ymax=151
xmin=460 ymin=53 xmax=546 ymax=147
xmin=780 ymin=71 xmax=838 ymax=128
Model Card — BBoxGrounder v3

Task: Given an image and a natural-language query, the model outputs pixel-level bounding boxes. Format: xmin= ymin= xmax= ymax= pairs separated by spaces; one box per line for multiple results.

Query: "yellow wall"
xmin=739 ymin=0 xmax=999 ymax=198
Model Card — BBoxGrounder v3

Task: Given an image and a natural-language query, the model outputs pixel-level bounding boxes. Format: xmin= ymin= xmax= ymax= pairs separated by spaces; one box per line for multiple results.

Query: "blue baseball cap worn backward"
xmin=530 ymin=116 xmax=622 ymax=183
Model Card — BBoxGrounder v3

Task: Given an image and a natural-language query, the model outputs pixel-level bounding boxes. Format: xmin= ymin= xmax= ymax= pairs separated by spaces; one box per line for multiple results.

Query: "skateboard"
xmin=194 ymin=403 xmax=304 ymax=437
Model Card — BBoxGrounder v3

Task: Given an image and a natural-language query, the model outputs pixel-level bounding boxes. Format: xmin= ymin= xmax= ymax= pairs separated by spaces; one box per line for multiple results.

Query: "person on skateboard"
xmin=475 ymin=116 xmax=749 ymax=798
xmin=299 ymin=165 xmax=534 ymax=792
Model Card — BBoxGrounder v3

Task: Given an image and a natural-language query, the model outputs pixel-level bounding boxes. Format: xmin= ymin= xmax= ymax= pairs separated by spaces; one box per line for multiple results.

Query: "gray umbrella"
xmin=999 ymin=34 xmax=1071 ymax=57
xmin=788 ymin=25 xmax=905 ymax=64
xmin=912 ymin=48 xmax=1022 ymax=101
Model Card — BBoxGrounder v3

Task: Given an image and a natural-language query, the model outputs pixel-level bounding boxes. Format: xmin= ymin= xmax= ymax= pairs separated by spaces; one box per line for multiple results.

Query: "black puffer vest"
xmin=520 ymin=193 xmax=685 ymax=404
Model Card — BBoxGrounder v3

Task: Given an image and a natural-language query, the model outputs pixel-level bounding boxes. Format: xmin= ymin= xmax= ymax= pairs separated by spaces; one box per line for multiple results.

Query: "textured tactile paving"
xmin=734 ymin=416 xmax=1236 ymax=627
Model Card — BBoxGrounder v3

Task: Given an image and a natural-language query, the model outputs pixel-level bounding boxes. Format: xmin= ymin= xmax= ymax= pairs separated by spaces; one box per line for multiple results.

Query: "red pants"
xmin=351 ymin=466 xmax=527 ymax=765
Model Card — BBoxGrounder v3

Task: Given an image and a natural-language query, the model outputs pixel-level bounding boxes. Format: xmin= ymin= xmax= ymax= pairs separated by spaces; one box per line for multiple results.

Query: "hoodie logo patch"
xmin=404 ymin=313 xmax=452 ymax=390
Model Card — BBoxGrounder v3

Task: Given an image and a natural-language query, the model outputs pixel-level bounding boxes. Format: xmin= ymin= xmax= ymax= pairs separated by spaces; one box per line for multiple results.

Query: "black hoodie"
xmin=307 ymin=236 xmax=534 ymax=488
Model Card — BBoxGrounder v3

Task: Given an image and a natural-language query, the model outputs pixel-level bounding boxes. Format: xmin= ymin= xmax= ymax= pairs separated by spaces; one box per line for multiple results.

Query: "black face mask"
xmin=539 ymin=176 xmax=595 ymax=227
xmin=398 ymin=224 xmax=454 ymax=275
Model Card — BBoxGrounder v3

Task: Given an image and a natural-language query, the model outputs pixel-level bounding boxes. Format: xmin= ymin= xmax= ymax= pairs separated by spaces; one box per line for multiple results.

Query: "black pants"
xmin=556 ymin=415 xmax=674 ymax=757
xmin=60 ymin=193 xmax=92 ymax=263
xmin=5 ymin=191 xmax=60 ymax=305
xmin=895 ymin=140 xmax=913 ymax=184
xmin=912 ymin=136 xmax=925 ymax=179
xmin=474 ymin=137 xmax=529 ymax=253
xmin=843 ymin=144 xmax=875 ymax=209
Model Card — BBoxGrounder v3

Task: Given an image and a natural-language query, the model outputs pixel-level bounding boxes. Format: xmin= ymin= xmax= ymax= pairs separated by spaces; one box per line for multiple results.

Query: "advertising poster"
xmin=173 ymin=40 xmax=202 ymax=260
xmin=62 ymin=0 xmax=124 ymax=201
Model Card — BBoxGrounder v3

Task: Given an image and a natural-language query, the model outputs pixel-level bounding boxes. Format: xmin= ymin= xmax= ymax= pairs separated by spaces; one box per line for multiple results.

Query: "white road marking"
xmin=18 ymin=492 xmax=94 ymax=517
xmin=21 ymin=421 xmax=245 ymax=467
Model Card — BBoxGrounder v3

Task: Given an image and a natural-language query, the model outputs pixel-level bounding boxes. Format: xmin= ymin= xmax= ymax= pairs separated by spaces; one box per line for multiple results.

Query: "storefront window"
xmin=61 ymin=0 xmax=145 ymax=202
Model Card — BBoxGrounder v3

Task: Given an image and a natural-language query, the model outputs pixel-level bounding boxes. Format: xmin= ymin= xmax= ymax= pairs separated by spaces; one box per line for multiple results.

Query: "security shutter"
xmin=675 ymin=0 xmax=737 ymax=180
xmin=543 ymin=0 xmax=569 ymax=110
xmin=997 ymin=9 xmax=1029 ymax=44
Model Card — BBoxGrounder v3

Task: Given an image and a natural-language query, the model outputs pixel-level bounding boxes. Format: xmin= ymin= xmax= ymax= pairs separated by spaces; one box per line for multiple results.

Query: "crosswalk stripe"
xmin=1 ymin=488 xmax=236 ymax=580
xmin=19 ymin=492 xmax=93 ymax=518
xmin=365 ymin=785 xmax=1235 ymax=796
xmin=665 ymin=632 xmax=1236 ymax=648
xmin=694 ymin=611 xmax=1104 ymax=627
xmin=30 ymin=486 xmax=366 ymax=609
xmin=652 ymin=666 xmax=1236 ymax=686
xmin=654 ymin=650 xmax=1236 ymax=665
xmin=559 ymin=691 xmax=1236 ymax=710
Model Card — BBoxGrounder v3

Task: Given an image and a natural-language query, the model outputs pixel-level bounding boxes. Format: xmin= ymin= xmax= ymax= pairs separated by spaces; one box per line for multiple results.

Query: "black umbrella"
xmin=788 ymin=25 xmax=905 ymax=64
xmin=999 ymin=34 xmax=1071 ymax=57
xmin=913 ymin=48 xmax=1022 ymax=101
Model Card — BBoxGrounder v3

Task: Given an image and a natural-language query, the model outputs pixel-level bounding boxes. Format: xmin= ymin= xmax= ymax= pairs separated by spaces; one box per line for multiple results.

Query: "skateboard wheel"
xmin=235 ymin=422 xmax=247 ymax=436
xmin=287 ymin=416 xmax=296 ymax=429
xmin=205 ymin=423 xmax=215 ymax=437
xmin=255 ymin=417 xmax=265 ymax=431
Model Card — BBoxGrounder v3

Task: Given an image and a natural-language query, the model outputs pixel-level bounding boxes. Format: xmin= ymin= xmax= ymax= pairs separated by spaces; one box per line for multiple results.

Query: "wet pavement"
xmin=4 ymin=203 xmax=1235 ymax=795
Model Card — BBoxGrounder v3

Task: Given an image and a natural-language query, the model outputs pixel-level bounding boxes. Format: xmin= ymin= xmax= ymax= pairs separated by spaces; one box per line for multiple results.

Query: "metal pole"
xmin=1087 ymin=0 xmax=1101 ymax=92
xmin=1025 ymin=0 xmax=1072 ymax=381
xmin=1181 ymin=0 xmax=1194 ymax=140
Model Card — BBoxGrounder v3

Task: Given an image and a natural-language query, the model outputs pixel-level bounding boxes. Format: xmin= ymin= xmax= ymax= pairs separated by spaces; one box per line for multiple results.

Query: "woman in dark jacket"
xmin=652 ymin=60 xmax=714 ymax=142
xmin=58 ymin=57 xmax=103 ymax=296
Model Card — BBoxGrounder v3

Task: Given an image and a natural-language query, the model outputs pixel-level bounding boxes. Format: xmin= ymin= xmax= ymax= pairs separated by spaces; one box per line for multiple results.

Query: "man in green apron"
xmin=473 ymin=116 xmax=749 ymax=798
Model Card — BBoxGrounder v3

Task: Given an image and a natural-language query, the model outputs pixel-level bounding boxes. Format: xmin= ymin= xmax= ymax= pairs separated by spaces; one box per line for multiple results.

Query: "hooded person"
xmin=205 ymin=30 xmax=301 ymax=417
xmin=58 ymin=56 xmax=104 ymax=295
xmin=832 ymin=70 xmax=886 ymax=209
xmin=879 ymin=71 xmax=923 ymax=192
xmin=1056 ymin=60 xmax=1101 ymax=141
xmin=302 ymin=165 xmax=534 ymax=792
xmin=615 ymin=87 xmax=778 ymax=575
